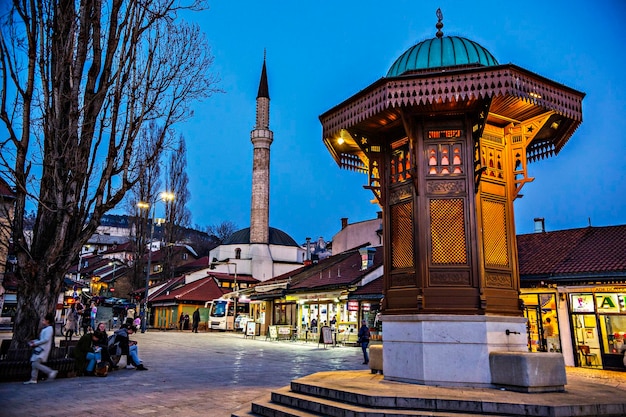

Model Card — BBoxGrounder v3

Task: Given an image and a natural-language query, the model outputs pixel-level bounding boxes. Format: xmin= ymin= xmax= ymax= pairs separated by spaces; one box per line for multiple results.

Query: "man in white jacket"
xmin=24 ymin=312 xmax=58 ymax=384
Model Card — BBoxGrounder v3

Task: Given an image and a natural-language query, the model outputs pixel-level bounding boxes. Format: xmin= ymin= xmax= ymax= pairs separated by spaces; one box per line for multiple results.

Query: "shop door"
xmin=599 ymin=314 xmax=626 ymax=370
xmin=572 ymin=314 xmax=602 ymax=368
xmin=524 ymin=306 xmax=544 ymax=352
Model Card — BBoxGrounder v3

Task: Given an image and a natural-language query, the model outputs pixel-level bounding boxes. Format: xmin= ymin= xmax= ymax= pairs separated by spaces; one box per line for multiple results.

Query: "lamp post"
xmin=210 ymin=261 xmax=238 ymax=330
xmin=138 ymin=191 xmax=175 ymax=333
xmin=108 ymin=261 xmax=117 ymax=297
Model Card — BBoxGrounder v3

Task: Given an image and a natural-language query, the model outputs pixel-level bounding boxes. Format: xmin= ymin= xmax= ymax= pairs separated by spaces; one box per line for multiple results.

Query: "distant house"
xmin=245 ymin=245 xmax=383 ymax=340
xmin=142 ymin=244 xmax=199 ymax=286
xmin=150 ymin=276 xmax=227 ymax=330
xmin=66 ymin=254 xmax=129 ymax=300
xmin=518 ymin=224 xmax=626 ymax=371
xmin=331 ymin=213 xmax=383 ymax=255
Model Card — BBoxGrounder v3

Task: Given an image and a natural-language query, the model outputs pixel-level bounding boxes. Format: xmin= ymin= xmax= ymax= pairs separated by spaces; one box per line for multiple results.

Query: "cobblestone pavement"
xmin=0 ymin=330 xmax=365 ymax=417
xmin=1 ymin=330 xmax=625 ymax=417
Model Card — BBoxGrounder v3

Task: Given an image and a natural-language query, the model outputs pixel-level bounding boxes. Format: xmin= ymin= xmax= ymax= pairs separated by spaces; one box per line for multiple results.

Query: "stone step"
xmin=264 ymin=386 xmax=510 ymax=417
xmin=235 ymin=370 xmax=626 ymax=417
xmin=288 ymin=374 xmax=622 ymax=417
xmin=231 ymin=393 xmax=319 ymax=417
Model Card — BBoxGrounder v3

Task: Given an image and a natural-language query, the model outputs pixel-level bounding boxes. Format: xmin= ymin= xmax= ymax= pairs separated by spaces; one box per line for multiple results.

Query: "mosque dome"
xmin=387 ymin=36 xmax=498 ymax=77
xmin=222 ymin=227 xmax=300 ymax=247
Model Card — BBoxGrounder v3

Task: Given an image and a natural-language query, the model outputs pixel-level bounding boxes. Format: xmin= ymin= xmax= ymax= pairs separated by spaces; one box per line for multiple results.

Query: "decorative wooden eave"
xmin=320 ymin=63 xmax=585 ymax=170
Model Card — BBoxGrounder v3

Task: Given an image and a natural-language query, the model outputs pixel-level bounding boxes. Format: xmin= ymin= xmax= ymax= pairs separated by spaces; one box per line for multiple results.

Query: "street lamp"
xmin=137 ymin=191 xmax=175 ymax=333
xmin=108 ymin=261 xmax=117 ymax=297
xmin=210 ymin=261 xmax=238 ymax=330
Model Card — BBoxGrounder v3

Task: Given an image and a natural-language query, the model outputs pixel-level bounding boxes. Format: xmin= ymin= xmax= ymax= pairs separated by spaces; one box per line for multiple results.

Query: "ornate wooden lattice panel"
xmin=391 ymin=201 xmax=414 ymax=269
xmin=429 ymin=198 xmax=467 ymax=264
xmin=481 ymin=134 xmax=505 ymax=181
xmin=482 ymin=199 xmax=509 ymax=267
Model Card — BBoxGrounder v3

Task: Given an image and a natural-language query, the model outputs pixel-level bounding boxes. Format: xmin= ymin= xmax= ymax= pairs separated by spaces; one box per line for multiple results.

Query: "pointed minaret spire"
xmin=250 ymin=52 xmax=273 ymax=244
xmin=257 ymin=49 xmax=269 ymax=100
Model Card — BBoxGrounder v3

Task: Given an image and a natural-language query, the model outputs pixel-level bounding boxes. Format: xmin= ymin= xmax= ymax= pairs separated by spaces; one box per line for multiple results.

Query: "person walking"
xmin=357 ymin=319 xmax=371 ymax=365
xmin=24 ymin=312 xmax=58 ymax=384
xmin=81 ymin=301 xmax=91 ymax=334
xmin=192 ymin=308 xmax=200 ymax=333
xmin=89 ymin=301 xmax=98 ymax=331
xmin=64 ymin=304 xmax=77 ymax=338
xmin=75 ymin=300 xmax=85 ymax=335
xmin=178 ymin=312 xmax=184 ymax=331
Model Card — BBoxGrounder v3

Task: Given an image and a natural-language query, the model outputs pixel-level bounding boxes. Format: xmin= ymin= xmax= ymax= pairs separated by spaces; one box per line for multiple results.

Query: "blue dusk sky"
xmin=179 ymin=0 xmax=625 ymax=243
xmin=5 ymin=1 xmax=623 ymax=245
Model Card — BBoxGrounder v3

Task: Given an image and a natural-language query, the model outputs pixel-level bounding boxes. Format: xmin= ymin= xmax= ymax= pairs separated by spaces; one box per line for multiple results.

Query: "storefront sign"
xmin=347 ymin=301 xmax=359 ymax=311
xmin=246 ymin=321 xmax=256 ymax=337
xmin=596 ymin=294 xmax=620 ymax=313
xmin=571 ymin=294 xmax=594 ymax=312
xmin=361 ymin=303 xmax=371 ymax=311
xmin=268 ymin=325 xmax=278 ymax=340
xmin=286 ymin=291 xmax=343 ymax=301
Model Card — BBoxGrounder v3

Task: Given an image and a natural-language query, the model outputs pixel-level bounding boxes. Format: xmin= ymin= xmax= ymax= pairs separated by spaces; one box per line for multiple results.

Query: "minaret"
xmin=250 ymin=52 xmax=273 ymax=244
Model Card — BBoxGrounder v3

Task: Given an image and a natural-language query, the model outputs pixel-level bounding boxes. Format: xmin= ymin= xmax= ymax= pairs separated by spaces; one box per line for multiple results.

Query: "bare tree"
xmin=165 ymin=134 xmax=192 ymax=237
xmin=206 ymin=221 xmax=239 ymax=244
xmin=126 ymin=121 xmax=165 ymax=290
xmin=160 ymin=134 xmax=191 ymax=280
xmin=0 ymin=0 xmax=220 ymax=346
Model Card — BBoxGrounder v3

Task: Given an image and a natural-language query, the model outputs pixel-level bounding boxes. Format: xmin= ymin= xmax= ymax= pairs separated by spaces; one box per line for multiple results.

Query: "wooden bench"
xmin=0 ymin=339 xmax=11 ymax=360
xmin=0 ymin=346 xmax=76 ymax=382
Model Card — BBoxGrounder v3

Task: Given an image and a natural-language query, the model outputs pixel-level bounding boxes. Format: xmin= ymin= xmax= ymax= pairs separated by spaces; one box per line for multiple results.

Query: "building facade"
xmin=519 ymin=224 xmax=626 ymax=371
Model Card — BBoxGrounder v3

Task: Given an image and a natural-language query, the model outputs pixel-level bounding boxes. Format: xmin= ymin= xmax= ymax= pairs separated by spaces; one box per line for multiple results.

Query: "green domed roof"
xmin=387 ymin=36 xmax=498 ymax=77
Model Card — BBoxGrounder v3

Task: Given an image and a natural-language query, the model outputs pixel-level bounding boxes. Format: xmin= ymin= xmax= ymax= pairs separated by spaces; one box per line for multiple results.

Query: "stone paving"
xmin=1 ymin=330 xmax=626 ymax=417
xmin=0 ymin=330 xmax=366 ymax=417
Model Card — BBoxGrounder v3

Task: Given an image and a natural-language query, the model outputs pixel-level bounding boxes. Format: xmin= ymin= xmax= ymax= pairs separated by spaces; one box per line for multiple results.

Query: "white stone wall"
xmin=332 ymin=217 xmax=382 ymax=254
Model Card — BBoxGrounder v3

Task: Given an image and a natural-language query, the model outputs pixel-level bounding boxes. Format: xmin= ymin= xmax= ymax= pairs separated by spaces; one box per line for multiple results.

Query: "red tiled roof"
xmin=351 ymin=276 xmax=383 ymax=297
xmin=150 ymin=276 xmax=226 ymax=303
xmin=208 ymin=272 xmax=258 ymax=285
xmin=0 ymin=177 xmax=15 ymax=198
xmin=101 ymin=241 xmax=134 ymax=254
xmin=141 ymin=275 xmax=185 ymax=298
xmin=289 ymin=247 xmax=383 ymax=291
xmin=517 ymin=225 xmax=626 ymax=279
xmin=182 ymin=256 xmax=209 ymax=269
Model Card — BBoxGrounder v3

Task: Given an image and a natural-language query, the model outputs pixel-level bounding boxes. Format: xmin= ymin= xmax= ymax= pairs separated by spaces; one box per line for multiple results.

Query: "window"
xmin=235 ymin=248 xmax=241 ymax=259
xmin=390 ymin=138 xmax=411 ymax=184
xmin=427 ymin=143 xmax=463 ymax=175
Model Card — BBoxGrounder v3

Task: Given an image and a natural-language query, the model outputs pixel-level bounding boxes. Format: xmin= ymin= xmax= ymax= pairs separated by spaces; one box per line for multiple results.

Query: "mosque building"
xmin=208 ymin=55 xmax=305 ymax=282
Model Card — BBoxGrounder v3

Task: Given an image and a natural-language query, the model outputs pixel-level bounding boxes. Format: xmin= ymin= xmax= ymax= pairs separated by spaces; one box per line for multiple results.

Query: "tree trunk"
xmin=11 ymin=266 xmax=63 ymax=349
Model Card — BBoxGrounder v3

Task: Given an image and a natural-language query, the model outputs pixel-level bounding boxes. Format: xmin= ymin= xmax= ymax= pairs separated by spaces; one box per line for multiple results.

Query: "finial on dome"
xmin=264 ymin=48 xmax=267 ymax=61
xmin=435 ymin=8 xmax=444 ymax=38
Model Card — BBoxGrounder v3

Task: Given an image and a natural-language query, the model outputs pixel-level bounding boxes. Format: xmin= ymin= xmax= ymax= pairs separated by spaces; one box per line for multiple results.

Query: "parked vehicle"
xmin=205 ymin=298 xmax=250 ymax=331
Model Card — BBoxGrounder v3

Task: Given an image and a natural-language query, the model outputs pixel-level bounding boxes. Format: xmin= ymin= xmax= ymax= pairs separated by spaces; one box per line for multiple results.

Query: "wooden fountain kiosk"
xmin=320 ymin=11 xmax=584 ymax=387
